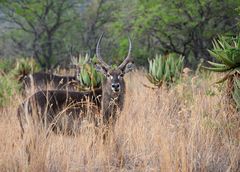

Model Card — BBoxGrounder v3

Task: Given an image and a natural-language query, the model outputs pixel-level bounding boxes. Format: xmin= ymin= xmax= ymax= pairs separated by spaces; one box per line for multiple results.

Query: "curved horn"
xmin=118 ymin=36 xmax=133 ymax=69
xmin=96 ymin=33 xmax=110 ymax=69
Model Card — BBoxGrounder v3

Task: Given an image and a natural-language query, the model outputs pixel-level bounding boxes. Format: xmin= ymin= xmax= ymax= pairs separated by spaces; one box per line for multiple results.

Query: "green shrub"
xmin=13 ymin=57 xmax=40 ymax=81
xmin=0 ymin=58 xmax=15 ymax=75
xmin=202 ymin=36 xmax=240 ymax=77
xmin=71 ymin=54 xmax=102 ymax=90
xmin=202 ymin=35 xmax=240 ymax=111
xmin=78 ymin=63 xmax=102 ymax=89
xmin=147 ymin=53 xmax=184 ymax=87
xmin=0 ymin=74 xmax=19 ymax=107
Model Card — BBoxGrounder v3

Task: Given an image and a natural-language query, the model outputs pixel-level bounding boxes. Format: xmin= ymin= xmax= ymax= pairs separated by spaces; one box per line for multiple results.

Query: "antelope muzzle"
xmin=111 ymin=83 xmax=120 ymax=92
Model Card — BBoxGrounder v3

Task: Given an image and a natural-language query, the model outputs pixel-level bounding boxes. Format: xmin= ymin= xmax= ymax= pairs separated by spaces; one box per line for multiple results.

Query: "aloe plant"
xmin=13 ymin=57 xmax=40 ymax=81
xmin=71 ymin=54 xmax=102 ymax=90
xmin=78 ymin=63 xmax=102 ymax=89
xmin=202 ymin=36 xmax=240 ymax=81
xmin=147 ymin=53 xmax=184 ymax=87
xmin=71 ymin=54 xmax=89 ymax=67
xmin=202 ymin=35 xmax=240 ymax=110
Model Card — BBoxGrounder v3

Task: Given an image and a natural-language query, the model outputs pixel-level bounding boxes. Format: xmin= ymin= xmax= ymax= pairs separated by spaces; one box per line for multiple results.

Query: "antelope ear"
xmin=94 ymin=64 xmax=108 ymax=76
xmin=122 ymin=62 xmax=134 ymax=74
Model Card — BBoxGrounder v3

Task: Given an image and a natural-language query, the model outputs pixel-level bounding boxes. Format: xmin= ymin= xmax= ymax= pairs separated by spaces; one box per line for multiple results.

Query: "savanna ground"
xmin=0 ymin=70 xmax=240 ymax=172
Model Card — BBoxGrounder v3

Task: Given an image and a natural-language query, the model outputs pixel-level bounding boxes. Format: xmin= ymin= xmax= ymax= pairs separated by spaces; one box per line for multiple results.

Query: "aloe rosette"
xmin=202 ymin=36 xmax=240 ymax=83
xmin=71 ymin=54 xmax=102 ymax=89
xmin=202 ymin=35 xmax=240 ymax=111
xmin=147 ymin=53 xmax=184 ymax=87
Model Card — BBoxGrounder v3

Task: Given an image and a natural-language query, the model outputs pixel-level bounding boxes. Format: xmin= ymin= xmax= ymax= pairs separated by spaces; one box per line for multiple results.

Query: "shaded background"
xmin=0 ymin=0 xmax=239 ymax=69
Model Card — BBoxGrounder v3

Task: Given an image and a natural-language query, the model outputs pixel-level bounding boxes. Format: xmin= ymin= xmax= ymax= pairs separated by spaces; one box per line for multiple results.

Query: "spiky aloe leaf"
xmin=149 ymin=59 xmax=153 ymax=74
xmin=230 ymin=49 xmax=240 ymax=64
xmin=80 ymin=68 xmax=90 ymax=86
xmin=219 ymin=37 xmax=231 ymax=49
xmin=147 ymin=53 xmax=184 ymax=87
xmin=201 ymin=66 xmax=231 ymax=72
xmin=208 ymin=50 xmax=235 ymax=67
xmin=164 ymin=65 xmax=171 ymax=81
xmin=207 ymin=61 xmax=229 ymax=68
xmin=71 ymin=54 xmax=89 ymax=66
xmin=151 ymin=59 xmax=157 ymax=76
xmin=72 ymin=54 xmax=102 ymax=89
xmin=204 ymin=35 xmax=240 ymax=111
xmin=13 ymin=58 xmax=40 ymax=81
xmin=146 ymin=74 xmax=162 ymax=86
xmin=90 ymin=67 xmax=101 ymax=87
xmin=168 ymin=55 xmax=175 ymax=76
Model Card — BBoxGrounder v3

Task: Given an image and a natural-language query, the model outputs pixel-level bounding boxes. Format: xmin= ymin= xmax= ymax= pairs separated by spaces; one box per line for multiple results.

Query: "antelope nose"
xmin=112 ymin=83 xmax=120 ymax=89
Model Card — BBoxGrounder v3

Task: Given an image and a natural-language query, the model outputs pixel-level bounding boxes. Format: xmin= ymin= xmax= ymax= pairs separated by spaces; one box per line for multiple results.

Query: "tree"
xmin=110 ymin=0 xmax=240 ymax=67
xmin=1 ymin=0 xmax=78 ymax=69
xmin=73 ymin=0 xmax=120 ymax=58
xmin=0 ymin=0 xmax=239 ymax=68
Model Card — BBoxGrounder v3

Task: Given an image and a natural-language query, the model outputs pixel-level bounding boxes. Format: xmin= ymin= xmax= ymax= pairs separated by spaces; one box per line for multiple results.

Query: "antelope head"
xmin=94 ymin=34 xmax=134 ymax=94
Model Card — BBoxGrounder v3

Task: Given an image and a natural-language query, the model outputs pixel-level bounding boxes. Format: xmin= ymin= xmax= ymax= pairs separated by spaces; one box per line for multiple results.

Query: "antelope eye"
xmin=107 ymin=74 xmax=113 ymax=79
xmin=118 ymin=73 xmax=124 ymax=78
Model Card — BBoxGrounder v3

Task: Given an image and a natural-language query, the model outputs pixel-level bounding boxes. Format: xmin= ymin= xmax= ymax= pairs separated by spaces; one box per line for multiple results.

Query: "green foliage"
xmin=13 ymin=58 xmax=40 ymax=81
xmin=0 ymin=74 xmax=19 ymax=107
xmin=0 ymin=58 xmax=38 ymax=106
xmin=202 ymin=36 xmax=240 ymax=83
xmin=78 ymin=64 xmax=102 ymax=90
xmin=0 ymin=0 xmax=239 ymax=68
xmin=71 ymin=54 xmax=90 ymax=67
xmin=71 ymin=55 xmax=102 ymax=90
xmin=147 ymin=53 xmax=184 ymax=87
xmin=203 ymin=35 xmax=240 ymax=111
xmin=0 ymin=58 xmax=15 ymax=75
xmin=110 ymin=0 xmax=240 ymax=68
xmin=1 ymin=0 xmax=77 ymax=69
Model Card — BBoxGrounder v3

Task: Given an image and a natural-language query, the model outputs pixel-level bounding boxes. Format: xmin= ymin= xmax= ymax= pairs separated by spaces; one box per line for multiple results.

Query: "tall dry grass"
xmin=0 ymin=70 xmax=240 ymax=172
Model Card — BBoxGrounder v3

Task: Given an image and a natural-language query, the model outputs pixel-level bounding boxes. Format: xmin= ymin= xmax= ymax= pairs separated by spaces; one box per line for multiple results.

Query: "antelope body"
xmin=18 ymin=89 xmax=102 ymax=134
xmin=21 ymin=69 xmax=80 ymax=95
xmin=17 ymin=33 xmax=134 ymax=134
xmin=94 ymin=33 xmax=134 ymax=125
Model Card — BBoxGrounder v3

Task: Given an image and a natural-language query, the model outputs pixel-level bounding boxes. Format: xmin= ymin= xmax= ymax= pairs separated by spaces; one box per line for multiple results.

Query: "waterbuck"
xmin=17 ymin=34 xmax=134 ymax=135
xmin=21 ymin=68 xmax=80 ymax=95
xmin=17 ymin=89 xmax=102 ymax=135
xmin=94 ymin=33 xmax=134 ymax=125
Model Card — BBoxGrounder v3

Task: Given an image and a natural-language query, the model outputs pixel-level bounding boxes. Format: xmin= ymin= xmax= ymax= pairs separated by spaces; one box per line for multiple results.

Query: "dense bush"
xmin=0 ymin=57 xmax=39 ymax=107
xmin=0 ymin=58 xmax=15 ymax=75
xmin=203 ymin=35 xmax=240 ymax=110
xmin=0 ymin=74 xmax=19 ymax=107
xmin=13 ymin=57 xmax=41 ymax=81
xmin=71 ymin=55 xmax=102 ymax=90
xmin=147 ymin=53 xmax=184 ymax=87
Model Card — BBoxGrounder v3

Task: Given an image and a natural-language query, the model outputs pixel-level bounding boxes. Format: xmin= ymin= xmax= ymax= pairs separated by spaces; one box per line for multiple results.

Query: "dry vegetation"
xmin=0 ymin=70 xmax=240 ymax=172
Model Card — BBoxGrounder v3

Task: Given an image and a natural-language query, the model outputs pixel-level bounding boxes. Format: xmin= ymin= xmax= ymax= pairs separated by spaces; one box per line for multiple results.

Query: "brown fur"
xmin=17 ymin=89 xmax=102 ymax=135
xmin=17 ymin=34 xmax=134 ymax=135
xmin=100 ymin=69 xmax=126 ymax=125
xmin=21 ymin=71 xmax=80 ymax=95
xmin=94 ymin=33 xmax=134 ymax=125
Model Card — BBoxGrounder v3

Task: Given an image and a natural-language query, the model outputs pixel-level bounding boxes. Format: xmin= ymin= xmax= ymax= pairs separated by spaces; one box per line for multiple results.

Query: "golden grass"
xmin=0 ymin=70 xmax=240 ymax=171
